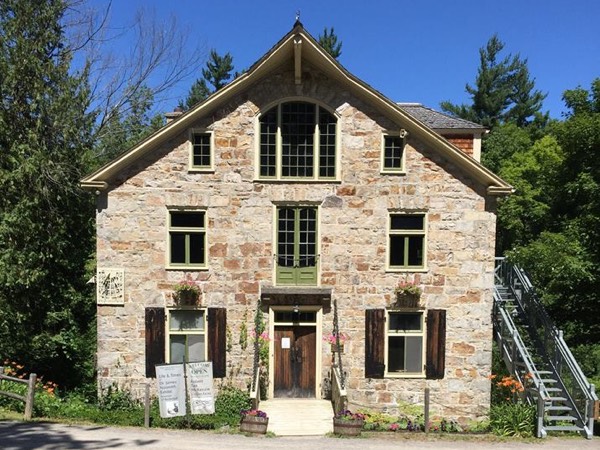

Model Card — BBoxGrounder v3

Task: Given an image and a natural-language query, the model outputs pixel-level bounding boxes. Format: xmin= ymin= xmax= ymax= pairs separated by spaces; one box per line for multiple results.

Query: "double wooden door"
xmin=274 ymin=326 xmax=316 ymax=398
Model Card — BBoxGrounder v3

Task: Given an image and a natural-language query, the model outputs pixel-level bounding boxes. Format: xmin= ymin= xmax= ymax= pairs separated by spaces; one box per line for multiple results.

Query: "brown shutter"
xmin=365 ymin=309 xmax=385 ymax=378
xmin=208 ymin=307 xmax=227 ymax=378
xmin=145 ymin=307 xmax=165 ymax=378
xmin=426 ymin=309 xmax=446 ymax=379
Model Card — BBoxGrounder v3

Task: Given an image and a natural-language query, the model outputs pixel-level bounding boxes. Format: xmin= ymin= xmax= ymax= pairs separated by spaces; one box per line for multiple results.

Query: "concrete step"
xmin=260 ymin=398 xmax=333 ymax=436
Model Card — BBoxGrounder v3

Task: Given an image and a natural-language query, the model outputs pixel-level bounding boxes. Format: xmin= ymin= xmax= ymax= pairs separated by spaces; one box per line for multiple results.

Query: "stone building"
xmin=81 ymin=22 xmax=512 ymax=422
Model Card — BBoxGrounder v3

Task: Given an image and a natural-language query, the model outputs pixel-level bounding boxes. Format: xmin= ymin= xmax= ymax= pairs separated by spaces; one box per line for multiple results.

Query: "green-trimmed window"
xmin=259 ymin=102 xmax=337 ymax=180
xmin=388 ymin=213 xmax=425 ymax=269
xmin=190 ymin=132 xmax=212 ymax=169
xmin=382 ymin=133 xmax=405 ymax=172
xmin=276 ymin=206 xmax=318 ymax=285
xmin=168 ymin=309 xmax=205 ymax=363
xmin=168 ymin=211 xmax=206 ymax=267
xmin=386 ymin=311 xmax=424 ymax=375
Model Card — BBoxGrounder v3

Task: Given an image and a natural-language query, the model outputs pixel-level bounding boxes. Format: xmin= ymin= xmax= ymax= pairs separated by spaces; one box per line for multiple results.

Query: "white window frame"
xmin=188 ymin=129 xmax=214 ymax=172
xmin=166 ymin=307 xmax=207 ymax=364
xmin=386 ymin=211 xmax=428 ymax=272
xmin=384 ymin=309 xmax=426 ymax=378
xmin=166 ymin=208 xmax=208 ymax=270
xmin=380 ymin=130 xmax=407 ymax=174
xmin=255 ymin=99 xmax=340 ymax=181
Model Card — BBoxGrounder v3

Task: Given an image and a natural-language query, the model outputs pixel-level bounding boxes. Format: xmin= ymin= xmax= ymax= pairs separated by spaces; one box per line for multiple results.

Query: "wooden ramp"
xmin=259 ymin=399 xmax=333 ymax=436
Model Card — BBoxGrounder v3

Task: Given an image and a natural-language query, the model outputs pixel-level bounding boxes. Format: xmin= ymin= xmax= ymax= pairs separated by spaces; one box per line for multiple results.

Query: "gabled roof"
xmin=81 ymin=22 xmax=512 ymax=196
xmin=398 ymin=103 xmax=485 ymax=131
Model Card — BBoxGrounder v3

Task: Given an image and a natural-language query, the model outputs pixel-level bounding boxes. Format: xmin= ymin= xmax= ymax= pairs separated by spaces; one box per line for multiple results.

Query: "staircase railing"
xmin=495 ymin=257 xmax=598 ymax=438
xmin=493 ymin=288 xmax=551 ymax=436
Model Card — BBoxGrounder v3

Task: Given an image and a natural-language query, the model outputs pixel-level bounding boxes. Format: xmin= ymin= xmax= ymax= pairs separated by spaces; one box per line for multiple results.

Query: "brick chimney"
xmin=165 ymin=106 xmax=184 ymax=123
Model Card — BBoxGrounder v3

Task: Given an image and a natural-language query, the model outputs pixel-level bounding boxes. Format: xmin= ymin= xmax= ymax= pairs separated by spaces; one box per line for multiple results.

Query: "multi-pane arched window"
xmin=259 ymin=101 xmax=337 ymax=180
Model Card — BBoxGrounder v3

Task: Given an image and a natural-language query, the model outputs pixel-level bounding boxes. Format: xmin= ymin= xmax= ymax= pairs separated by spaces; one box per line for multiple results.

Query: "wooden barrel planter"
xmin=333 ymin=418 xmax=363 ymax=436
xmin=240 ymin=416 xmax=269 ymax=434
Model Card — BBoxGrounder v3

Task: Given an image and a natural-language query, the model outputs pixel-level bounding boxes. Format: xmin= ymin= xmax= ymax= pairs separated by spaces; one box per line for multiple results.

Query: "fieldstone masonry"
xmin=96 ymin=62 xmax=497 ymax=423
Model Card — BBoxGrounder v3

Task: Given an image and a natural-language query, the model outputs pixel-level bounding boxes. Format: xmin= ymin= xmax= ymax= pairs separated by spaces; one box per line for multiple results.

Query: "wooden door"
xmin=274 ymin=326 xmax=316 ymax=397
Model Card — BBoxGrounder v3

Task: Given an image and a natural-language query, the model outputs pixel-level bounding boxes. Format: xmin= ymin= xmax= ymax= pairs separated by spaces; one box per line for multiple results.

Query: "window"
xmin=145 ymin=307 xmax=227 ymax=378
xmin=382 ymin=132 xmax=407 ymax=172
xmin=386 ymin=311 xmax=424 ymax=375
xmin=190 ymin=131 xmax=213 ymax=170
xmin=168 ymin=309 xmax=206 ymax=363
xmin=365 ymin=309 xmax=446 ymax=379
xmin=388 ymin=213 xmax=426 ymax=270
xmin=168 ymin=210 xmax=206 ymax=268
xmin=276 ymin=206 xmax=318 ymax=285
xmin=259 ymin=101 xmax=337 ymax=180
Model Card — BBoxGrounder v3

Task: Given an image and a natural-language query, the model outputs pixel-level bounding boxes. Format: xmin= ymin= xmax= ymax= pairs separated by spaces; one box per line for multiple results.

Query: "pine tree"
xmin=0 ymin=0 xmax=96 ymax=388
xmin=183 ymin=49 xmax=234 ymax=109
xmin=318 ymin=27 xmax=342 ymax=59
xmin=441 ymin=35 xmax=546 ymax=129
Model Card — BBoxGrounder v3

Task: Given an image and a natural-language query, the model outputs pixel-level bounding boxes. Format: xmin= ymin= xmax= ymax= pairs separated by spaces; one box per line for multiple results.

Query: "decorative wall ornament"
xmin=96 ymin=268 xmax=125 ymax=305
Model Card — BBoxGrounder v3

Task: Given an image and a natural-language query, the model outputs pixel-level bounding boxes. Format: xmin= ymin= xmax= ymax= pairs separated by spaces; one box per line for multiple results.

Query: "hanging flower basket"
xmin=240 ymin=410 xmax=269 ymax=434
xmin=330 ymin=343 xmax=344 ymax=354
xmin=173 ymin=281 xmax=201 ymax=306
xmin=394 ymin=282 xmax=422 ymax=308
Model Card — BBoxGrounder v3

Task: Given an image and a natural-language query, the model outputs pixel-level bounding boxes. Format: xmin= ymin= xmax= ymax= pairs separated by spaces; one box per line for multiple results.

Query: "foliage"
xmin=394 ymin=281 xmax=422 ymax=296
xmin=240 ymin=409 xmax=267 ymax=418
xmin=441 ymin=34 xmax=546 ymax=129
xmin=0 ymin=0 xmax=96 ymax=390
xmin=489 ymin=402 xmax=535 ymax=437
xmin=334 ymin=409 xmax=365 ymax=422
xmin=252 ymin=302 xmax=269 ymax=399
xmin=318 ymin=27 xmax=342 ymax=59
xmin=173 ymin=281 xmax=201 ymax=304
xmin=239 ymin=310 xmax=248 ymax=351
xmin=182 ymin=49 xmax=234 ymax=109
xmin=213 ymin=385 xmax=252 ymax=426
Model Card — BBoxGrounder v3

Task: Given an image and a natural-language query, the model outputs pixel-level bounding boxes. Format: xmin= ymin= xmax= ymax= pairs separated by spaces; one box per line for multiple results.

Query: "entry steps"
xmin=259 ymin=399 xmax=333 ymax=436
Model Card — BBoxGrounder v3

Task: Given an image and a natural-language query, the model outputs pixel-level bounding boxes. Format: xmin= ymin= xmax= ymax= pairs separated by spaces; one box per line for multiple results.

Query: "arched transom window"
xmin=259 ymin=101 xmax=337 ymax=180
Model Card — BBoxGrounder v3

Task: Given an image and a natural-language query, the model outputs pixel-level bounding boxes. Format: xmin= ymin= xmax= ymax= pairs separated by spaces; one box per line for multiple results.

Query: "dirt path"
xmin=1 ymin=421 xmax=598 ymax=450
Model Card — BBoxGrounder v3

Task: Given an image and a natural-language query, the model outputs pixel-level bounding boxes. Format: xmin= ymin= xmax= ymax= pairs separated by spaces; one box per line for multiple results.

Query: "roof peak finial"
xmin=294 ymin=10 xmax=302 ymax=27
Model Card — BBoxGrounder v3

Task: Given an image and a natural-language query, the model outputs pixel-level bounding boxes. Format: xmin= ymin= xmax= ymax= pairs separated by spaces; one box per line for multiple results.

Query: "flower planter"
xmin=333 ymin=418 xmax=363 ymax=436
xmin=330 ymin=343 xmax=344 ymax=353
xmin=395 ymin=293 xmax=421 ymax=308
xmin=240 ymin=416 xmax=269 ymax=434
xmin=174 ymin=291 xmax=200 ymax=306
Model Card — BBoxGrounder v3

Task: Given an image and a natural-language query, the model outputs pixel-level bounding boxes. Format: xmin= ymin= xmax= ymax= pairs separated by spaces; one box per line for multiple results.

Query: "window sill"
xmin=188 ymin=168 xmax=215 ymax=173
xmin=386 ymin=267 xmax=428 ymax=273
xmin=165 ymin=265 xmax=208 ymax=271
xmin=253 ymin=178 xmax=341 ymax=184
xmin=384 ymin=373 xmax=425 ymax=379
xmin=380 ymin=170 xmax=407 ymax=175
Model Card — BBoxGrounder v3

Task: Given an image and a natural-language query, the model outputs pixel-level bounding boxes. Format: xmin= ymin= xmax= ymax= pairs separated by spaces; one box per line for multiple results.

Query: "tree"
xmin=441 ymin=34 xmax=546 ymax=129
xmin=318 ymin=27 xmax=342 ymax=59
xmin=0 ymin=0 xmax=96 ymax=388
xmin=183 ymin=49 xmax=234 ymax=109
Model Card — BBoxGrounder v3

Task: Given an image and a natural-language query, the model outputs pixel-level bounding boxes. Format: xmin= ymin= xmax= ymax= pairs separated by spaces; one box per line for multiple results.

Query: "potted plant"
xmin=173 ymin=281 xmax=201 ymax=306
xmin=323 ymin=332 xmax=348 ymax=353
xmin=240 ymin=409 xmax=269 ymax=434
xmin=394 ymin=281 xmax=422 ymax=307
xmin=333 ymin=409 xmax=365 ymax=436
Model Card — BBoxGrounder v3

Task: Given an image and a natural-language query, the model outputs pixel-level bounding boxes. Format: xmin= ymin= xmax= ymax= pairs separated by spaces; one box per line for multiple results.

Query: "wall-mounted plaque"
xmin=96 ymin=268 xmax=124 ymax=305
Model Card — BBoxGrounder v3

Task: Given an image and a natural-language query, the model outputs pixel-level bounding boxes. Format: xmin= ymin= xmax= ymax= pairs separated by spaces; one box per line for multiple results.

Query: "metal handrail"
xmin=495 ymin=258 xmax=597 ymax=437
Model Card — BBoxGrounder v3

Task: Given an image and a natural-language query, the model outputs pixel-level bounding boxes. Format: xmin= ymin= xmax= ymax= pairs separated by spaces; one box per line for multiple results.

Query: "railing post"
xmin=511 ymin=331 xmax=517 ymax=375
xmin=424 ymin=388 xmax=430 ymax=434
xmin=144 ymin=383 xmax=150 ymax=428
xmin=24 ymin=373 xmax=36 ymax=420
xmin=536 ymin=391 xmax=546 ymax=438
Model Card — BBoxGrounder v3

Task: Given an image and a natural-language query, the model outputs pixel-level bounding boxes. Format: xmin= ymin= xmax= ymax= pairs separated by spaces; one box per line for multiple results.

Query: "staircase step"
xmin=540 ymin=379 xmax=557 ymax=384
xmin=545 ymin=388 xmax=563 ymax=392
xmin=546 ymin=415 xmax=577 ymax=422
xmin=548 ymin=397 xmax=568 ymax=402
xmin=546 ymin=406 xmax=572 ymax=412
xmin=535 ymin=371 xmax=553 ymax=375
xmin=544 ymin=425 xmax=584 ymax=432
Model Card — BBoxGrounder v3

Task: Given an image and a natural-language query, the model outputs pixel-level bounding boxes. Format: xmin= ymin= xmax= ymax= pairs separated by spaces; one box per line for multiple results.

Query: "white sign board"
xmin=186 ymin=362 xmax=215 ymax=414
xmin=156 ymin=364 xmax=186 ymax=418
xmin=281 ymin=337 xmax=291 ymax=349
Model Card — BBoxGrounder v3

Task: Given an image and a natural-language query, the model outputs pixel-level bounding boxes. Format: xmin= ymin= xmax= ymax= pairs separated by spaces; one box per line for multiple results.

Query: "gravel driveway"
xmin=1 ymin=421 xmax=598 ymax=450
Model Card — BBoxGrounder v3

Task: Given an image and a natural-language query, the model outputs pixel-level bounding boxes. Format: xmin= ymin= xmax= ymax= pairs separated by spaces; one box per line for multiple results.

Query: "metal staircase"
xmin=493 ymin=258 xmax=597 ymax=439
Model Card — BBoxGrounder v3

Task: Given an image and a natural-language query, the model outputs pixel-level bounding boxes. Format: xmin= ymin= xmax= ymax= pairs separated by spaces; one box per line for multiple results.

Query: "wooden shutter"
xmin=208 ymin=307 xmax=227 ymax=378
xmin=145 ymin=307 xmax=165 ymax=378
xmin=426 ymin=309 xmax=446 ymax=379
xmin=365 ymin=309 xmax=385 ymax=378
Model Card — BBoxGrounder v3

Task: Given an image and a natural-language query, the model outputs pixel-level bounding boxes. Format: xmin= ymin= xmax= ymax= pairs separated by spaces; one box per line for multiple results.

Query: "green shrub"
xmin=490 ymin=401 xmax=535 ymax=437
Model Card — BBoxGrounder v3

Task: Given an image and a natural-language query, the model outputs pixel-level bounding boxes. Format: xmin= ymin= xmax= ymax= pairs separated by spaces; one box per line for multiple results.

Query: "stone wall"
xmin=96 ymin=61 xmax=496 ymax=421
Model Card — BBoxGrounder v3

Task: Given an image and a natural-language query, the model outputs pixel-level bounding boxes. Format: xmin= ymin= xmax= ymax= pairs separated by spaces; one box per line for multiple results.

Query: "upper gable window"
xmin=381 ymin=131 xmax=407 ymax=173
xmin=168 ymin=210 xmax=206 ymax=269
xmin=259 ymin=101 xmax=337 ymax=180
xmin=190 ymin=130 xmax=214 ymax=171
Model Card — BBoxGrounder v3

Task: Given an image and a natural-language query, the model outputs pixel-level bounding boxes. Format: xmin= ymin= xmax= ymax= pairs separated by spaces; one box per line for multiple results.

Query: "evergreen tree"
xmin=183 ymin=49 xmax=234 ymax=109
xmin=318 ymin=27 xmax=342 ymax=59
xmin=0 ymin=0 xmax=96 ymax=388
xmin=441 ymin=35 xmax=546 ymax=129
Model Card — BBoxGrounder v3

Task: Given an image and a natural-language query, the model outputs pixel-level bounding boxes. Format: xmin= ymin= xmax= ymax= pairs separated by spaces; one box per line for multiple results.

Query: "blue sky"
xmin=92 ymin=0 xmax=599 ymax=119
